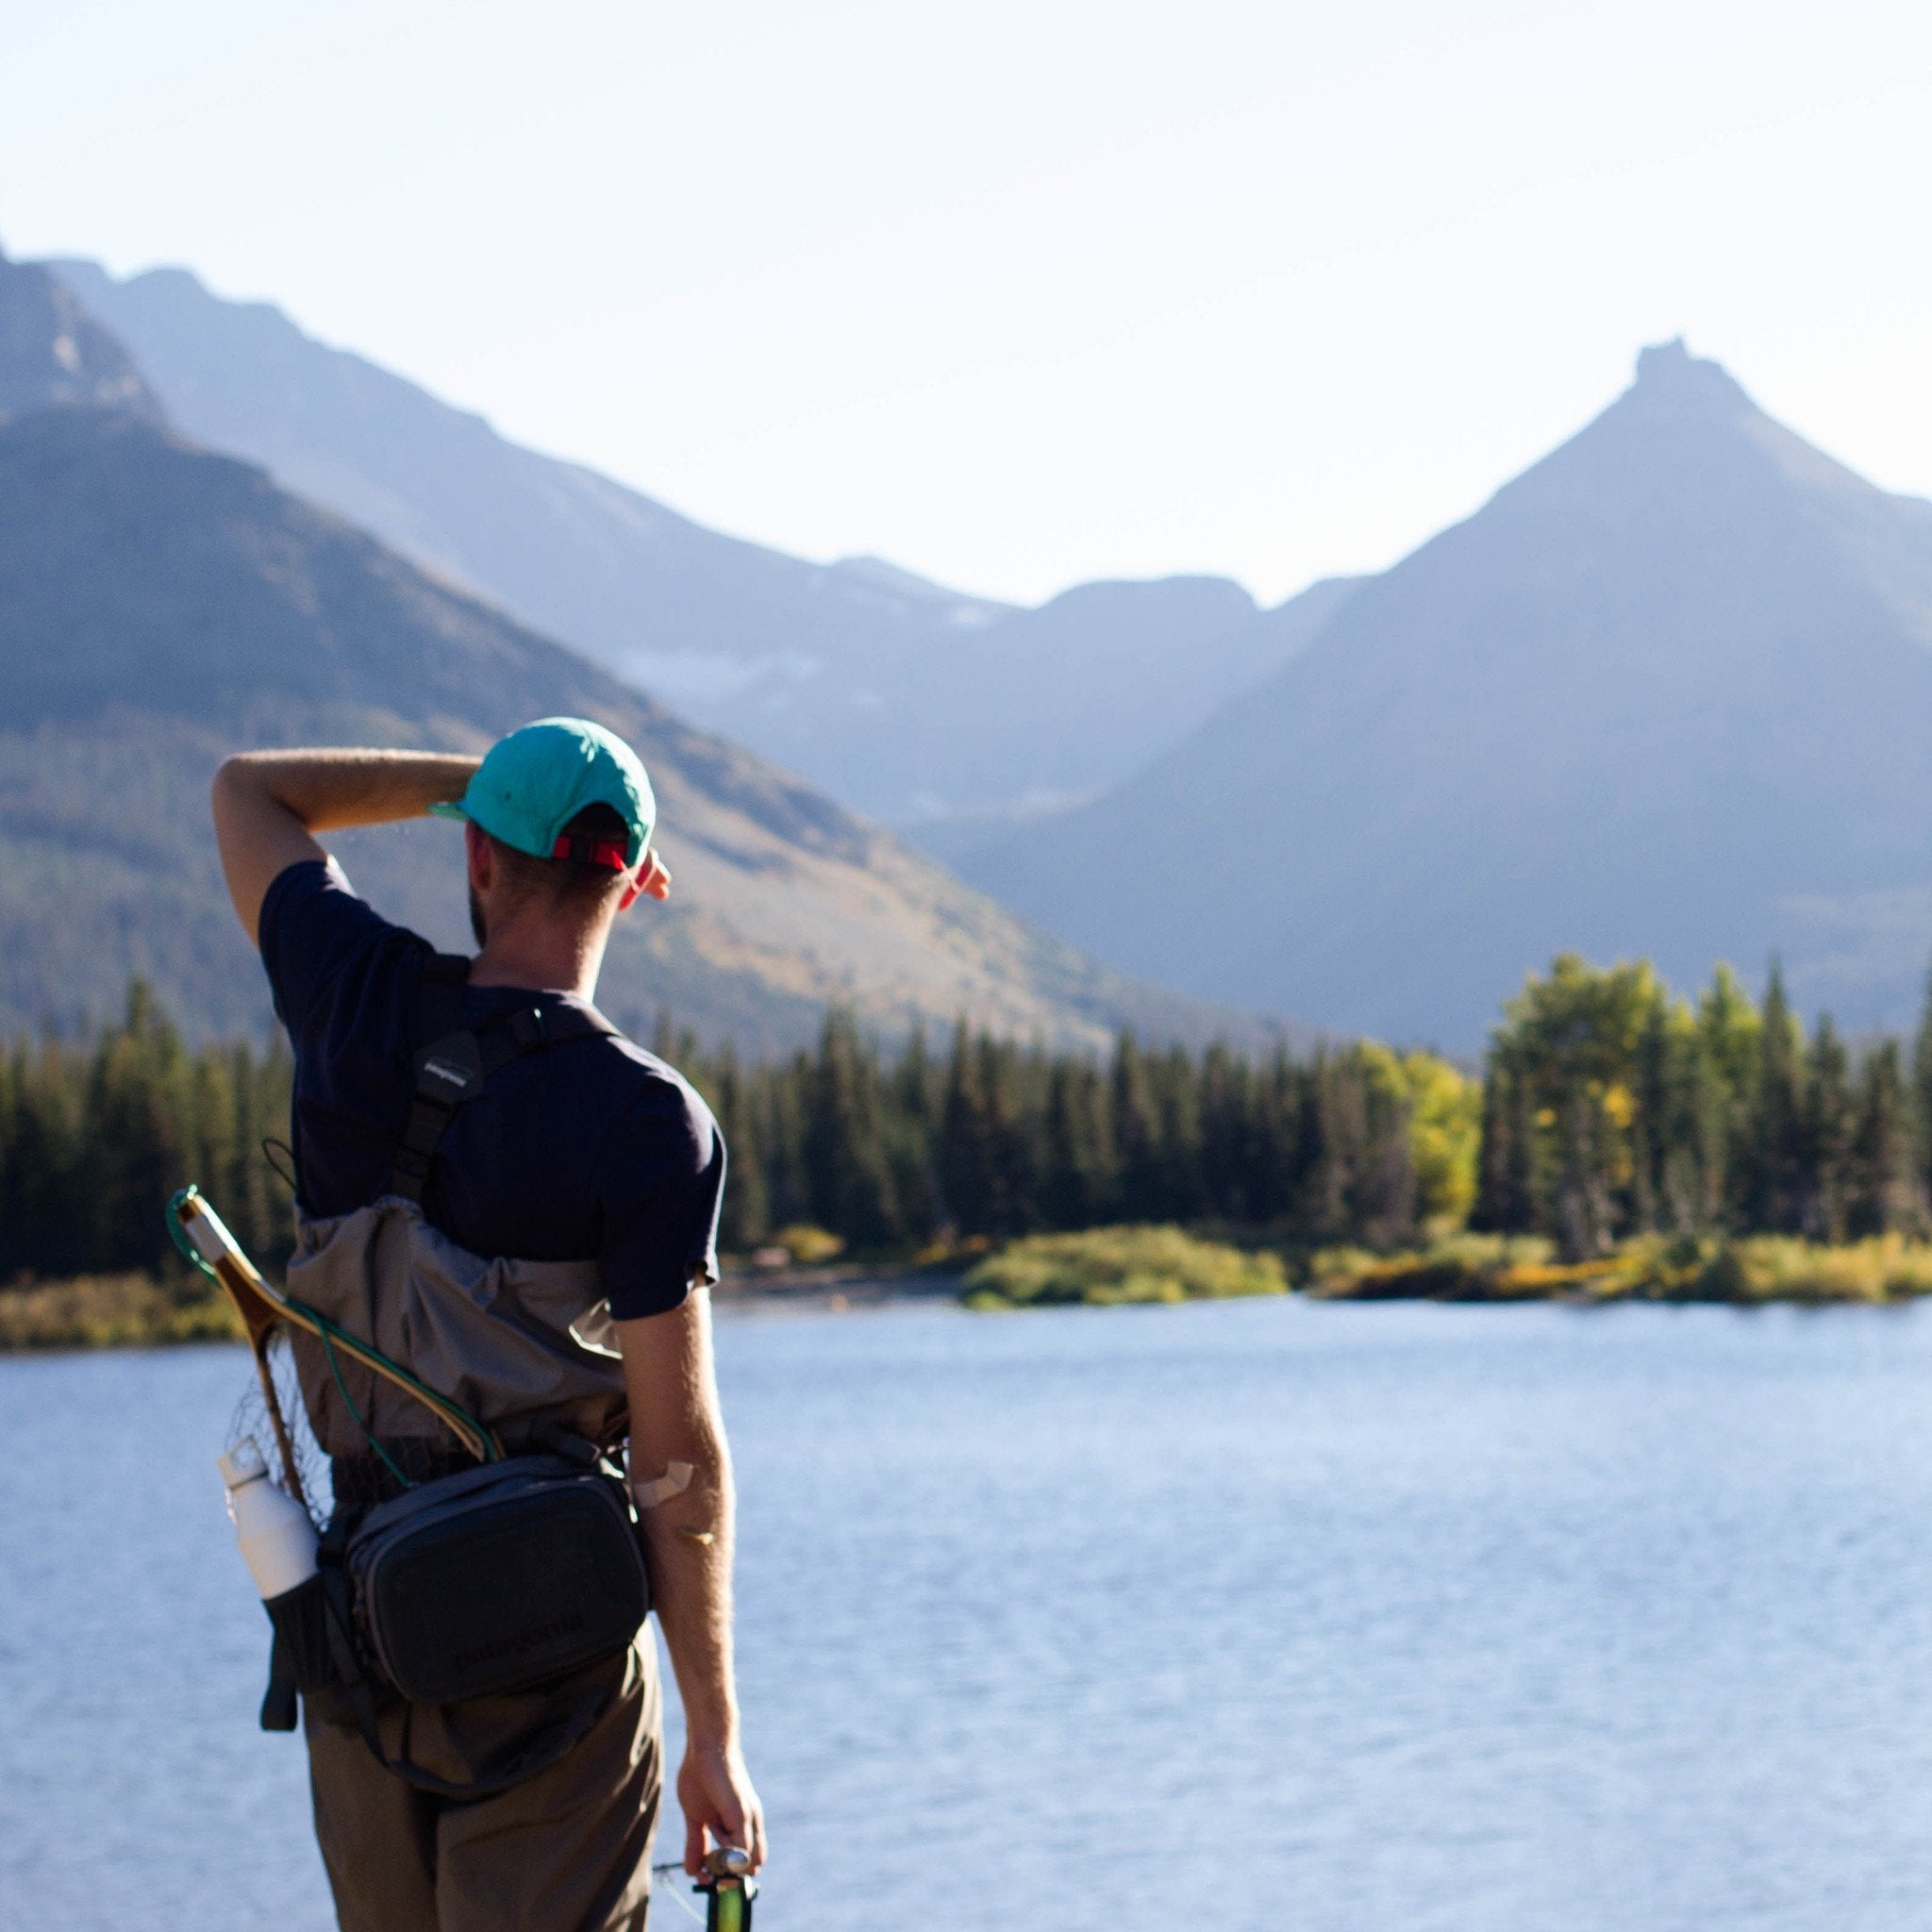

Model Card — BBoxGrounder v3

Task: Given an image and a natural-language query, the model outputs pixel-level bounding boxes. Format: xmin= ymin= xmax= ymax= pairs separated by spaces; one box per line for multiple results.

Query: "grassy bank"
xmin=1305 ymin=1230 xmax=1932 ymax=1304
xmin=0 ymin=1272 xmax=242 ymax=1351
xmin=964 ymin=1224 xmax=1932 ymax=1308
xmin=963 ymin=1225 xmax=1288 ymax=1308
xmin=11 ymin=1224 xmax=1932 ymax=1352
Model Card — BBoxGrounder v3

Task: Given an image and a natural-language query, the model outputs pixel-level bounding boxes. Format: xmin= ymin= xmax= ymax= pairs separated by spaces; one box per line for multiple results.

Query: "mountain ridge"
xmin=961 ymin=341 xmax=1932 ymax=1044
xmin=47 ymin=256 xmax=1345 ymax=832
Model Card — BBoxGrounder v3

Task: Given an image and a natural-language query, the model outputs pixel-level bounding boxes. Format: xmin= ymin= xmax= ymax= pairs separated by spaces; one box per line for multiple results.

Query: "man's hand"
xmin=677 ymin=1738 xmax=766 ymax=1876
xmin=211 ymin=748 xmax=478 ymax=944
xmin=636 ymin=847 xmax=673 ymax=903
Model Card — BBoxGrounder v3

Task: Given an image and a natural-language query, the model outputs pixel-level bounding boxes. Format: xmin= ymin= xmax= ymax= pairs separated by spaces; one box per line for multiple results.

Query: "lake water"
xmin=7 ymin=1294 xmax=1932 ymax=1931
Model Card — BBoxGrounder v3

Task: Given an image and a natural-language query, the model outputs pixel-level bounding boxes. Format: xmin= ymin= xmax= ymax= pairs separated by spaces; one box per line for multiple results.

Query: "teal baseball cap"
xmin=431 ymin=717 xmax=656 ymax=869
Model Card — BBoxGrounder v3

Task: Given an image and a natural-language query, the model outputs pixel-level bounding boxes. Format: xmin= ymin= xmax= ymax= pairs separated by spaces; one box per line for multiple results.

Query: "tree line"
xmin=691 ymin=1018 xmax=1477 ymax=1257
xmin=1474 ymin=956 xmax=1932 ymax=1258
xmin=6 ymin=958 xmax=1932 ymax=1285
xmin=0 ymin=982 xmax=291 ymax=1282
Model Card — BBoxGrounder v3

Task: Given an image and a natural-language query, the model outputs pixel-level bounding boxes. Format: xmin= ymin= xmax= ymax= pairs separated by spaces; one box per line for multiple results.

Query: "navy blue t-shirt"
xmin=260 ymin=858 xmax=723 ymax=1321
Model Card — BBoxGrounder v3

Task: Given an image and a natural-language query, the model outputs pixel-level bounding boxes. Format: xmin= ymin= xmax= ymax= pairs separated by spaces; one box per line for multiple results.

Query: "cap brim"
xmin=427 ymin=801 xmax=471 ymax=824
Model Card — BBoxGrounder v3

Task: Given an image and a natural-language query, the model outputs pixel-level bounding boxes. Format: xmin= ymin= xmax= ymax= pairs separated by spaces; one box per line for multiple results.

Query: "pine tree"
xmin=1042 ymin=1059 xmax=1109 ymax=1230
xmin=1351 ymin=1050 xmax=1417 ymax=1248
xmin=1852 ymin=1041 xmax=1922 ymax=1237
xmin=1686 ymin=1034 xmax=1730 ymax=1231
xmin=1243 ymin=1049 xmax=1305 ymax=1225
xmin=85 ymin=981 xmax=189 ymax=1274
xmin=936 ymin=1023 xmax=996 ymax=1236
xmin=708 ymin=1045 xmax=769 ymax=1251
xmin=1472 ymin=1053 xmax=1536 ymax=1232
xmin=1627 ymin=993 xmax=1672 ymax=1234
xmin=804 ymin=1009 xmax=900 ymax=1249
xmin=1297 ymin=1049 xmax=1358 ymax=1243
xmin=759 ymin=1053 xmax=812 ymax=1233
xmin=1739 ymin=961 xmax=1806 ymax=1233
xmin=1149 ymin=1045 xmax=1207 ymax=1223
xmin=1911 ymin=963 xmax=1932 ymax=1205
xmin=1801 ymin=1015 xmax=1854 ymax=1243
xmin=1108 ymin=1034 xmax=1161 ymax=1222
xmin=1198 ymin=1042 xmax=1252 ymax=1223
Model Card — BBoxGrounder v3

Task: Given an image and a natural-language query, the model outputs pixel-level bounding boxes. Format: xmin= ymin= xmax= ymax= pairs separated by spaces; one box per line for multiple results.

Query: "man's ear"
xmin=464 ymin=820 xmax=494 ymax=893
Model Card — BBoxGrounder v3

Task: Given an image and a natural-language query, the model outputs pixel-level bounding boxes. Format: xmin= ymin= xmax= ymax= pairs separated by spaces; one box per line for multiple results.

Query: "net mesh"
xmin=226 ymin=1323 xmax=332 ymax=1527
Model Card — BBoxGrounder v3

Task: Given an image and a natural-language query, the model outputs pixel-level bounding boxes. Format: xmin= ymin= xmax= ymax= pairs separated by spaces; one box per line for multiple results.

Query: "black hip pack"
xmin=265 ymin=1440 xmax=649 ymax=1795
xmin=258 ymin=953 xmax=650 ymax=1796
xmin=349 ymin=1448 xmax=648 ymax=1707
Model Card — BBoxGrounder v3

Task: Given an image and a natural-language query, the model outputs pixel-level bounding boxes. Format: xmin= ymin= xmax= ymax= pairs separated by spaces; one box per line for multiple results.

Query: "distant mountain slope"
xmin=963 ymin=342 xmax=1932 ymax=1044
xmin=0 ymin=403 xmax=1286 ymax=1052
xmin=0 ymin=251 xmax=1277 ymax=1051
xmin=48 ymin=258 xmax=1338 ymax=831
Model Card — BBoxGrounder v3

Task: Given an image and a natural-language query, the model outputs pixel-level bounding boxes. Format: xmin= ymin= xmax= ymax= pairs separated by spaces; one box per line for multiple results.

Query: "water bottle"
xmin=219 ymin=1440 xmax=318 ymax=1598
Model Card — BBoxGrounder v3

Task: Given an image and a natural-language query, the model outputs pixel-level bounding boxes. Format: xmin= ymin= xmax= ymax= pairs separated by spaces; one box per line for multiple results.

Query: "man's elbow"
xmin=210 ymin=754 xmax=256 ymax=827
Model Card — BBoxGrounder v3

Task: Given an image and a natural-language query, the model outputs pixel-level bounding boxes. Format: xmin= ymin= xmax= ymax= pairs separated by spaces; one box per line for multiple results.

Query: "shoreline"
xmin=714 ymin=1261 xmax=968 ymax=1313
xmin=8 ymin=1232 xmax=1932 ymax=1354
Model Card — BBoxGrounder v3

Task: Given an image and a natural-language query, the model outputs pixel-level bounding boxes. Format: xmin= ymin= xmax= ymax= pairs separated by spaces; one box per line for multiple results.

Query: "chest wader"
xmin=256 ymin=953 xmax=652 ymax=1798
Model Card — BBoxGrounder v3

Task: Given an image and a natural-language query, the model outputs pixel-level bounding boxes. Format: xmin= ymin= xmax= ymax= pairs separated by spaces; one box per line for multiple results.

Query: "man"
xmin=211 ymin=717 xmax=764 ymax=1932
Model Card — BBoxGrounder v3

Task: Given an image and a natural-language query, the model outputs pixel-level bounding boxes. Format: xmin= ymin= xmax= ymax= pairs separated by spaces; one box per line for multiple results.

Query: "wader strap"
xmin=389 ymin=951 xmax=618 ymax=1204
xmin=260 ymin=1625 xmax=300 ymax=1732
xmin=341 ymin=1670 xmax=621 ymax=1800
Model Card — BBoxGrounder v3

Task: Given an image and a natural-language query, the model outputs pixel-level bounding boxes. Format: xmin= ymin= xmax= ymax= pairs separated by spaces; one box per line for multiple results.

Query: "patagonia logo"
xmin=415 ymin=1033 xmax=483 ymax=1098
xmin=452 ymin=1613 xmax=587 ymax=1670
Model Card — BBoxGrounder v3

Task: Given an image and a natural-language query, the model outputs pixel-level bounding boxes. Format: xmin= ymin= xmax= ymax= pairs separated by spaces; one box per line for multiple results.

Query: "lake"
xmin=6 ymin=1293 xmax=1932 ymax=1931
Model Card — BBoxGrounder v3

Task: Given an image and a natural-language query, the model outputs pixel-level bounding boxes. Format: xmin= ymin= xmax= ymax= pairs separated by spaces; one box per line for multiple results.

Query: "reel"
xmin=695 ymin=1845 xmax=758 ymax=1932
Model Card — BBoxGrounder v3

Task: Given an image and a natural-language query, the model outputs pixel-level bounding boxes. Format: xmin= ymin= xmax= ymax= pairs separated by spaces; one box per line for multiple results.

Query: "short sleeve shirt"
xmin=258 ymin=858 xmax=723 ymax=1321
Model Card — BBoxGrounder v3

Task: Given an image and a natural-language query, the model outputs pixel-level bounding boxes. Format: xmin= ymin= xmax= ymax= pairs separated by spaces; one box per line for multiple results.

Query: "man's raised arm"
xmin=619 ymin=1293 xmax=766 ymax=1877
xmin=210 ymin=749 xmax=479 ymax=945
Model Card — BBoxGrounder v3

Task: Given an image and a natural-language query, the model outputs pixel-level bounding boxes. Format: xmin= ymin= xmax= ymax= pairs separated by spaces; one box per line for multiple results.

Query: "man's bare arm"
xmin=619 ymin=1292 xmax=766 ymax=1876
xmin=210 ymin=749 xmax=479 ymax=945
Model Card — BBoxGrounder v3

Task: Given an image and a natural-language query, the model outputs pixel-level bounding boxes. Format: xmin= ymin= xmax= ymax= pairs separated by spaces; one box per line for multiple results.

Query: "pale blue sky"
xmin=7 ymin=0 xmax=1931 ymax=604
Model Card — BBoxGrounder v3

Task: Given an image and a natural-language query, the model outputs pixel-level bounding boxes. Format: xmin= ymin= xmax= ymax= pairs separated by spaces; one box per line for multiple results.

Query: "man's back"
xmin=262 ymin=856 xmax=723 ymax=1321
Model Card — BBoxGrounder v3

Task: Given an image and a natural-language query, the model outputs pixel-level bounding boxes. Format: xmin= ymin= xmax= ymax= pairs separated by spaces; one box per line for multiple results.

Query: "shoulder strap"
xmin=390 ymin=952 xmax=475 ymax=1205
xmin=389 ymin=952 xmax=620 ymax=1204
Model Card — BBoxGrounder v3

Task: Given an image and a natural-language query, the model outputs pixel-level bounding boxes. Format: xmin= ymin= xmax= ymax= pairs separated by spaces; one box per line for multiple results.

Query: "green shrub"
xmin=1701 ymin=1234 xmax=1932 ymax=1304
xmin=773 ymin=1224 xmax=846 ymax=1265
xmin=1307 ymin=1232 xmax=1560 ymax=1299
xmin=964 ymin=1225 xmax=1288 ymax=1308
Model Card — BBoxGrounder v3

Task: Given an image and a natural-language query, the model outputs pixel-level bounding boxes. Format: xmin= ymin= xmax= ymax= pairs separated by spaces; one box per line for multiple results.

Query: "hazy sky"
xmin=8 ymin=0 xmax=1931 ymax=605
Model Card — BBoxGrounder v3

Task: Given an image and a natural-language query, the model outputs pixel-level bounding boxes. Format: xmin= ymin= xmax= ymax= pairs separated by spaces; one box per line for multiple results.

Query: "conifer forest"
xmin=7 ymin=956 xmax=1932 ymax=1289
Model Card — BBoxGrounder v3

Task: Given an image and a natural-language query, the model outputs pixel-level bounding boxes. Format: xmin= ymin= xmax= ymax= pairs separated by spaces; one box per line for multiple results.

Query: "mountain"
xmin=47 ymin=258 xmax=1337 ymax=832
xmin=887 ymin=571 xmax=1360 ymax=863
xmin=0 ymin=253 xmax=1275 ymax=1052
xmin=0 ymin=255 xmax=155 ymax=420
xmin=961 ymin=341 xmax=1932 ymax=1045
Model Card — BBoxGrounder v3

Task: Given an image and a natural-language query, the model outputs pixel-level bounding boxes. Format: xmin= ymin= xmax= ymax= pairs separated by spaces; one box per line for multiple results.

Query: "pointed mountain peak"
xmin=1627 ymin=336 xmax=1755 ymax=417
xmin=0 ymin=248 xmax=159 ymax=424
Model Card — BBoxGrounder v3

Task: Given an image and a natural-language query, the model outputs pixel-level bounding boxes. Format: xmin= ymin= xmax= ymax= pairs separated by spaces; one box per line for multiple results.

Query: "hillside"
xmin=964 ymin=341 xmax=1932 ymax=1044
xmin=48 ymin=258 xmax=1337 ymax=832
xmin=0 ymin=257 xmax=1273 ymax=1052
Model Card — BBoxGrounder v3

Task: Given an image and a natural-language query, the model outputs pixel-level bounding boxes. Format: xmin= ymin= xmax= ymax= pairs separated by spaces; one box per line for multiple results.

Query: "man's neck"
xmin=469 ymin=921 xmax=608 ymax=1001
